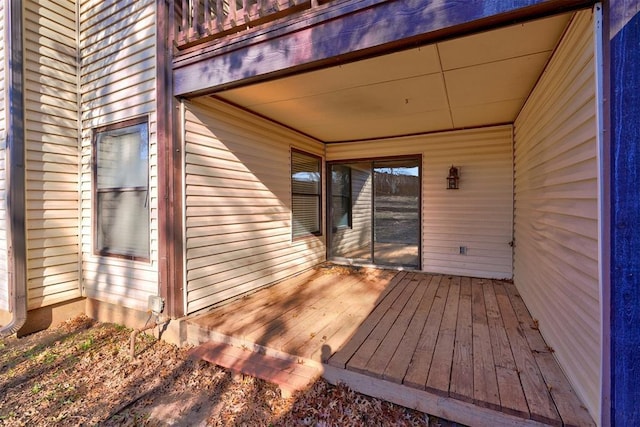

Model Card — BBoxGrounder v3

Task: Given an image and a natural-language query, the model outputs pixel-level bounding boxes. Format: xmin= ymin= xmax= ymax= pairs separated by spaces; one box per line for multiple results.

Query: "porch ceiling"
xmin=215 ymin=12 xmax=573 ymax=142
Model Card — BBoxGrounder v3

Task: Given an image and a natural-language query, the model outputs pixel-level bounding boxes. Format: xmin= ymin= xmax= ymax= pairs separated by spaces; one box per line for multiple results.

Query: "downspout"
xmin=593 ymin=3 xmax=609 ymax=426
xmin=0 ymin=0 xmax=27 ymax=337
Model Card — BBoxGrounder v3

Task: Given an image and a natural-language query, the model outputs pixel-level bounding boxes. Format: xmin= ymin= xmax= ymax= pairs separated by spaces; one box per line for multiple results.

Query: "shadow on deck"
xmin=185 ymin=266 xmax=594 ymax=427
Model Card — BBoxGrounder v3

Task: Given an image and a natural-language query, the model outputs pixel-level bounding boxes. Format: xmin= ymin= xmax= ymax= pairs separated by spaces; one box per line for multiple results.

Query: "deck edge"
xmin=322 ymin=363 xmax=551 ymax=427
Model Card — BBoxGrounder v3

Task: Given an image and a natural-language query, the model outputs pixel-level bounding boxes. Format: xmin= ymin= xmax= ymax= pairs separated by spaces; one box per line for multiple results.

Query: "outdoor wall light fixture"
xmin=447 ymin=165 xmax=460 ymax=190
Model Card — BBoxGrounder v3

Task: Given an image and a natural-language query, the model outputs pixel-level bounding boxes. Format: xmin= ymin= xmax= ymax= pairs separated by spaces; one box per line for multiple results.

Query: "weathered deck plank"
xmin=471 ymin=279 xmax=501 ymax=410
xmin=327 ymin=271 xmax=409 ymax=369
xmin=383 ymin=274 xmax=439 ymax=383
xmin=494 ymin=282 xmax=561 ymax=426
xmin=425 ymin=276 xmax=460 ymax=396
xmin=191 ymin=268 xmax=320 ymax=331
xmin=483 ymin=280 xmax=529 ymax=418
xmin=188 ymin=269 xmax=594 ymax=427
xmin=502 ymin=280 xmax=548 ymax=353
xmin=277 ymin=280 xmax=363 ymax=354
xmin=449 ymin=276 xmax=473 ymax=403
xmin=365 ymin=273 xmax=427 ymax=378
xmin=305 ymin=297 xmax=376 ymax=362
xmin=280 ymin=274 xmax=379 ymax=357
xmin=246 ymin=273 xmax=364 ymax=348
xmin=347 ymin=273 xmax=419 ymax=374
xmin=403 ymin=275 xmax=449 ymax=389
xmin=294 ymin=294 xmax=380 ymax=361
xmin=503 ymin=281 xmax=595 ymax=427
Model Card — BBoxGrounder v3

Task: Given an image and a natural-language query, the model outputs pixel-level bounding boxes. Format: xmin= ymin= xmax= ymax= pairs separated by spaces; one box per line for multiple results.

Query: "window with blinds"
xmin=93 ymin=117 xmax=150 ymax=260
xmin=291 ymin=149 xmax=322 ymax=238
xmin=331 ymin=164 xmax=352 ymax=229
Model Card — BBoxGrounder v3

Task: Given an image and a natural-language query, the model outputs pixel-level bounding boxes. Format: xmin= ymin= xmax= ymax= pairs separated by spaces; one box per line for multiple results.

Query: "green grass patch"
xmin=42 ymin=351 xmax=58 ymax=364
xmin=26 ymin=344 xmax=45 ymax=360
xmin=79 ymin=337 xmax=94 ymax=352
xmin=0 ymin=411 xmax=16 ymax=420
xmin=113 ymin=324 xmax=128 ymax=332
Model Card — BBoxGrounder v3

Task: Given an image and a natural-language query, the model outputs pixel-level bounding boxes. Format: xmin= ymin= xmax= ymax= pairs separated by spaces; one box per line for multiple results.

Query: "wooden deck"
xmin=187 ymin=267 xmax=594 ymax=427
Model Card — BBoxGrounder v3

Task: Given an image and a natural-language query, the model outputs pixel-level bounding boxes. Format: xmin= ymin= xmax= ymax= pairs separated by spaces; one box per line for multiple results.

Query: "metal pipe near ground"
xmin=129 ymin=322 xmax=157 ymax=359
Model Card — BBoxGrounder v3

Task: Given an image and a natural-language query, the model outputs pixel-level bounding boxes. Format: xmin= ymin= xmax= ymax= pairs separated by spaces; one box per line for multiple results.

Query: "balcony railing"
xmin=175 ymin=0 xmax=323 ymax=49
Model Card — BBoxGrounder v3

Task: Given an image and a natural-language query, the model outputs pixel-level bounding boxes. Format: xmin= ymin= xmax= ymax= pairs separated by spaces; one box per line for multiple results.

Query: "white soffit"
xmin=216 ymin=12 xmax=573 ymax=142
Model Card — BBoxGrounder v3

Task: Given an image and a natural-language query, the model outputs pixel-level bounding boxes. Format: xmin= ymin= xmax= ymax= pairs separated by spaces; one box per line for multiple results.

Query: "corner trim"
xmin=157 ymin=0 xmax=185 ymax=319
xmin=0 ymin=0 xmax=27 ymax=337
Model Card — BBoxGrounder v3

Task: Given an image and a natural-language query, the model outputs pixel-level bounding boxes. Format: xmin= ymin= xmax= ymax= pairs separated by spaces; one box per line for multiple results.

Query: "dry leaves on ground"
xmin=0 ymin=315 xmax=458 ymax=426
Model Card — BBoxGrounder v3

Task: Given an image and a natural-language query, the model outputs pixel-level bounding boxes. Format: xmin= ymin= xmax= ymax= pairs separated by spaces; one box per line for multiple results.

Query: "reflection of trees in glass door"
xmin=328 ymin=158 xmax=420 ymax=268
xmin=373 ymin=159 xmax=420 ymax=267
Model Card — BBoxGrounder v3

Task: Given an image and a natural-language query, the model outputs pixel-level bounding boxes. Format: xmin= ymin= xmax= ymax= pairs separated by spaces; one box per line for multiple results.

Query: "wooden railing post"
xmin=216 ymin=0 xmax=223 ymax=30
xmin=204 ymin=0 xmax=211 ymax=26
xmin=181 ymin=0 xmax=187 ymax=31
xmin=174 ymin=0 xmax=331 ymax=47
xmin=193 ymin=0 xmax=200 ymax=33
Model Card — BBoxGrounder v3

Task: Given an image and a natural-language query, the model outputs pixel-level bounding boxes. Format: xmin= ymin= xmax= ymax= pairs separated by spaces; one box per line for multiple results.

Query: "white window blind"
xmin=291 ymin=150 xmax=321 ymax=238
xmin=95 ymin=120 xmax=150 ymax=260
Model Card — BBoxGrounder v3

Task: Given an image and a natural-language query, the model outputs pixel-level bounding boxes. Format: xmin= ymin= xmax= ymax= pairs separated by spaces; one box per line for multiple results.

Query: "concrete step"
xmin=188 ymin=341 xmax=320 ymax=397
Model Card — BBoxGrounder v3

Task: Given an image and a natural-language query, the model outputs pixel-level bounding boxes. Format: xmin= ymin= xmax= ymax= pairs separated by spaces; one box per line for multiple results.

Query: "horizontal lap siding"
xmin=24 ymin=0 xmax=80 ymax=309
xmin=184 ymin=97 xmax=325 ymax=314
xmin=0 ymin=2 xmax=7 ymax=311
xmin=327 ymin=126 xmax=513 ymax=279
xmin=513 ymin=10 xmax=599 ymax=420
xmin=80 ymin=0 xmax=158 ymax=311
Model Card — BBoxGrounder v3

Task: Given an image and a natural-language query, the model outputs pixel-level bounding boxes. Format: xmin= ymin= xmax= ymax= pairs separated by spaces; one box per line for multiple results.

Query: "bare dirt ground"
xmin=0 ymin=315 xmax=459 ymax=426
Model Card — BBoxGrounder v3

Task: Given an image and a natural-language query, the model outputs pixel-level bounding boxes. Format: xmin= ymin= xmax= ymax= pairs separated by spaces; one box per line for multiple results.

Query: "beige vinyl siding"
xmin=327 ymin=125 xmax=513 ymax=279
xmin=331 ymin=164 xmax=372 ymax=257
xmin=80 ymin=0 xmax=158 ymax=311
xmin=513 ymin=10 xmax=599 ymax=419
xmin=0 ymin=2 xmax=7 ymax=311
xmin=24 ymin=0 xmax=80 ymax=309
xmin=184 ymin=97 xmax=326 ymax=314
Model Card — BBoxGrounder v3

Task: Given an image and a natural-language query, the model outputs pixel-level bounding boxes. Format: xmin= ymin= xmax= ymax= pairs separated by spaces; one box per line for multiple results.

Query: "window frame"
xmin=330 ymin=164 xmax=352 ymax=231
xmin=291 ymin=148 xmax=323 ymax=240
xmin=92 ymin=116 xmax=150 ymax=262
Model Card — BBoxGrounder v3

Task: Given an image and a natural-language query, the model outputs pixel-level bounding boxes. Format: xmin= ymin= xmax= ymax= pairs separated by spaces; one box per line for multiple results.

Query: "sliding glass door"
xmin=328 ymin=158 xmax=420 ymax=268
xmin=329 ymin=162 xmax=373 ymax=263
xmin=372 ymin=159 xmax=420 ymax=267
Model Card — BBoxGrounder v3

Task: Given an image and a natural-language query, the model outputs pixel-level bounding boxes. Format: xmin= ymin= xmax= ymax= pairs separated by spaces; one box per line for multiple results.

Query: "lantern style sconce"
xmin=447 ymin=165 xmax=460 ymax=190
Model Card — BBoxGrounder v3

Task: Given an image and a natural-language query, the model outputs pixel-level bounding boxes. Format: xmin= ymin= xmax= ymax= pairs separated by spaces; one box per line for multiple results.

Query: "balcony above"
xmin=174 ymin=0 xmax=333 ymax=50
xmin=170 ymin=0 xmax=593 ymax=100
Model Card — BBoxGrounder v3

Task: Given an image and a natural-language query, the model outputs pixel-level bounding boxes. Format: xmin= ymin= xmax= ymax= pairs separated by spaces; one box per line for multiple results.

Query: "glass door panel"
xmin=329 ymin=162 xmax=372 ymax=263
xmin=373 ymin=159 xmax=420 ymax=267
xmin=328 ymin=158 xmax=420 ymax=268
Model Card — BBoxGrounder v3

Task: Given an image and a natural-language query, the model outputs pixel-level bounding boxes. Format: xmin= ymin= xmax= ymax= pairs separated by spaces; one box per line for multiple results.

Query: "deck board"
xmin=281 ymin=272 xmax=384 ymax=356
xmin=327 ymin=271 xmax=408 ymax=369
xmin=471 ymin=279 xmax=501 ymax=410
xmin=403 ymin=275 xmax=448 ymax=389
xmin=382 ymin=274 xmax=439 ymax=383
xmin=482 ymin=279 xmax=529 ymax=418
xmin=202 ymin=270 xmax=326 ymax=336
xmin=292 ymin=290 xmax=375 ymax=360
xmin=426 ymin=276 xmax=460 ymax=396
xmin=450 ymin=276 xmax=473 ymax=403
xmin=347 ymin=273 xmax=418 ymax=374
xmin=188 ymin=267 xmax=595 ymax=427
xmin=190 ymin=269 xmax=319 ymax=331
xmin=244 ymin=273 xmax=362 ymax=345
xmin=365 ymin=273 xmax=427 ymax=378
xmin=263 ymin=274 xmax=366 ymax=352
xmin=503 ymin=281 xmax=595 ymax=427
xmin=494 ymin=282 xmax=561 ymax=426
